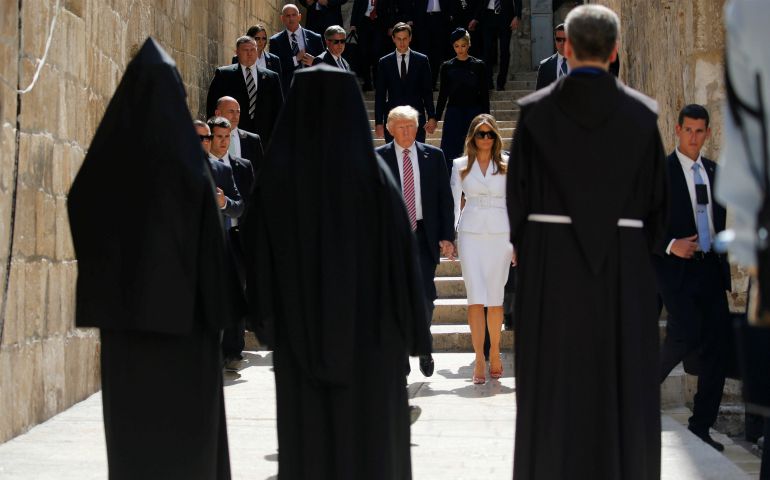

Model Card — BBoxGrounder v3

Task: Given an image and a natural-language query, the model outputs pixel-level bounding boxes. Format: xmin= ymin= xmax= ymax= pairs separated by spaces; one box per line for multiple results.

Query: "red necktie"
xmin=402 ymin=149 xmax=417 ymax=230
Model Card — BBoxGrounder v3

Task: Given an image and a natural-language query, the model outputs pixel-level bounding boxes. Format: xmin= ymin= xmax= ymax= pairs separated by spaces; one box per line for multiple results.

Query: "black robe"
xmin=67 ymin=38 xmax=238 ymax=480
xmin=506 ymin=72 xmax=667 ymax=480
xmin=240 ymin=64 xmax=431 ymax=480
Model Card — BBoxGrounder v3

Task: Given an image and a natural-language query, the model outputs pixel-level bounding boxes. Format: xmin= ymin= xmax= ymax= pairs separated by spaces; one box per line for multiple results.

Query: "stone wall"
xmin=0 ymin=0 xmax=283 ymax=444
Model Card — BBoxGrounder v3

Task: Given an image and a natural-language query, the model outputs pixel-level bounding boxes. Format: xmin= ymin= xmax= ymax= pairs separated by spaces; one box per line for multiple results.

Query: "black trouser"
xmin=761 ymin=417 xmax=770 ymax=479
xmin=481 ymin=9 xmax=512 ymax=89
xmin=355 ymin=17 xmax=387 ymax=88
xmin=415 ymin=221 xmax=437 ymax=332
xmin=415 ymin=13 xmax=451 ymax=87
xmin=659 ymin=254 xmax=730 ymax=434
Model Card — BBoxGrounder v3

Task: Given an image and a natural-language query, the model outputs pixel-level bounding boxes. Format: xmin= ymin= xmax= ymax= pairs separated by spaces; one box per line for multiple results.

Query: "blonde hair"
xmin=386 ymin=105 xmax=419 ymax=128
xmin=461 ymin=114 xmax=506 ymax=180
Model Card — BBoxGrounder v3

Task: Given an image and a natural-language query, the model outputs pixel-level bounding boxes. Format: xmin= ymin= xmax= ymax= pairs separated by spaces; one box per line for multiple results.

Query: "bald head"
xmin=215 ymin=97 xmax=241 ymax=130
xmin=281 ymin=4 xmax=301 ymax=32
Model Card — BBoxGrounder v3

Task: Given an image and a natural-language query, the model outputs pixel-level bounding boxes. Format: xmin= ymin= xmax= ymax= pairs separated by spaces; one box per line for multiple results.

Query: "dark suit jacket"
xmin=298 ymin=0 xmax=348 ymax=34
xmin=350 ymin=0 xmax=395 ymax=27
xmin=652 ymin=152 xmax=731 ymax=292
xmin=472 ymin=0 xmax=521 ymax=23
xmin=206 ymin=64 xmax=284 ymax=147
xmin=375 ymin=50 xmax=436 ymax=126
xmin=228 ymin=153 xmax=256 ymax=202
xmin=412 ymin=0 xmax=452 ymax=23
xmin=312 ymin=49 xmax=352 ymax=70
xmin=535 ymin=53 xmax=558 ymax=90
xmin=208 ymin=158 xmax=244 ymax=219
xmin=376 ymin=141 xmax=454 ymax=264
xmin=231 ymin=52 xmax=283 ymax=78
xmin=233 ymin=128 xmax=264 ymax=179
xmin=269 ymin=28 xmax=325 ymax=92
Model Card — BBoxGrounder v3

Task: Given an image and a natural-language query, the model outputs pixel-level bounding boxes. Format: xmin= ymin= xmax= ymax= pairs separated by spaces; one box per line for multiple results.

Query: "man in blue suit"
xmin=232 ymin=25 xmax=283 ymax=78
xmin=269 ymin=4 xmax=325 ymax=93
xmin=375 ymin=22 xmax=437 ymax=143
xmin=375 ymin=105 xmax=455 ymax=377
xmin=654 ymin=105 xmax=732 ymax=452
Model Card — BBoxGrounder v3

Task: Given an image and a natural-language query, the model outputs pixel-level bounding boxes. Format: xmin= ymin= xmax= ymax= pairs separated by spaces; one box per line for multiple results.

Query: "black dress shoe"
xmin=688 ymin=426 xmax=725 ymax=452
xmin=409 ymin=405 xmax=422 ymax=425
xmin=419 ymin=355 xmax=434 ymax=377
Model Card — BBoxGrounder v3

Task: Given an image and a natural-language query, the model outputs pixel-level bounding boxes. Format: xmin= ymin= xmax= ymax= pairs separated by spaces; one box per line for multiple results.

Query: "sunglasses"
xmin=199 ymin=134 xmax=213 ymax=141
xmin=329 ymin=39 xmax=346 ymax=44
xmin=555 ymin=37 xmax=566 ymax=43
xmin=474 ymin=130 xmax=497 ymax=139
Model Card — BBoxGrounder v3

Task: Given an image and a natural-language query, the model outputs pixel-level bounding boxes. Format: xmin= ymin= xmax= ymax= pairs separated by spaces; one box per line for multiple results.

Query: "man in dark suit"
xmin=412 ymin=0 xmax=453 ymax=88
xmin=469 ymin=0 xmax=521 ymax=90
xmin=298 ymin=0 xmax=348 ymax=36
xmin=654 ymin=104 xmax=732 ymax=452
xmin=204 ymin=117 xmax=253 ymax=368
xmin=375 ymin=105 xmax=455 ymax=377
xmin=213 ymin=96 xmax=264 ymax=178
xmin=195 ymin=119 xmax=244 ymax=223
xmin=375 ymin=22 xmax=437 ymax=143
xmin=269 ymin=4 xmax=325 ymax=93
xmin=312 ymin=25 xmax=353 ymax=70
xmin=535 ymin=24 xmax=568 ymax=90
xmin=207 ymin=36 xmax=284 ymax=147
xmin=232 ymin=25 xmax=283 ymax=78
xmin=350 ymin=0 xmax=394 ymax=91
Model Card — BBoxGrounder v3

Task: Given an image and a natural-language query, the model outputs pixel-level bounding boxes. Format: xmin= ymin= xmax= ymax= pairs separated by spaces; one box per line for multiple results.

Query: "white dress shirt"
xmin=394 ymin=141 xmax=423 ymax=221
xmin=287 ymin=27 xmax=307 ymax=66
xmin=229 ymin=128 xmax=242 ymax=158
xmin=666 ymin=148 xmax=716 ymax=254
xmin=256 ymin=53 xmax=267 ymax=70
xmin=427 ymin=0 xmax=442 ymax=12
xmin=395 ymin=49 xmax=411 ymax=74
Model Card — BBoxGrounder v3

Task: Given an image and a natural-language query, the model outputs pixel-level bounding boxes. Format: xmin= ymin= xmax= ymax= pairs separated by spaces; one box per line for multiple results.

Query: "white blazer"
xmin=450 ymin=155 xmax=510 ymax=234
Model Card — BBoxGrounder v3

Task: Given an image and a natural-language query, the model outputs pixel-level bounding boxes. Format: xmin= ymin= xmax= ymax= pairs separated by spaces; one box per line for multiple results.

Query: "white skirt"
xmin=457 ymin=231 xmax=513 ymax=306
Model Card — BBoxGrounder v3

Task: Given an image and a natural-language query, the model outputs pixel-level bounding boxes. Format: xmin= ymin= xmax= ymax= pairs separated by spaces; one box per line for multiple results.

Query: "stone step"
xmin=368 ymin=109 xmax=520 ymax=122
xmin=436 ymin=257 xmax=462 ymax=277
xmin=360 ymin=85 xmax=534 ymax=101
xmin=368 ymin=119 xmax=517 ymax=129
xmin=430 ymin=324 xmax=515 ymax=352
xmin=363 ymin=99 xmax=517 ymax=110
xmin=509 ymin=71 xmax=538 ymax=81
xmin=435 ymin=276 xmax=466 ymax=298
xmin=432 ymin=298 xmax=468 ymax=324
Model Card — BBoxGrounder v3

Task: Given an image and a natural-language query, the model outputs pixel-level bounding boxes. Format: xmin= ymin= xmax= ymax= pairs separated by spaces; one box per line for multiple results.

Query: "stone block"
xmin=45 ymin=261 xmax=63 ymax=335
xmin=23 ymin=260 xmax=49 ymax=340
xmin=0 ymin=346 xmax=15 ymax=443
xmin=12 ymin=182 xmax=37 ymax=258
xmin=10 ymin=340 xmax=44 ymax=437
xmin=35 ymin=191 xmax=56 ymax=258
xmin=1 ymin=260 xmax=24 ymax=347
xmin=63 ymin=333 xmax=100 ymax=406
xmin=41 ymin=335 xmax=66 ymax=418
xmin=54 ymin=196 xmax=74 ymax=261
xmin=65 ymin=0 xmax=86 ymax=18
xmin=21 ymin=0 xmax=51 ymax=57
xmin=60 ymin=261 xmax=77 ymax=330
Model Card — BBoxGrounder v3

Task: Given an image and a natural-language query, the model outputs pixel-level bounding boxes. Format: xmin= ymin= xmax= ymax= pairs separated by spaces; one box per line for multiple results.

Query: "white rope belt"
xmin=527 ymin=214 xmax=643 ymax=228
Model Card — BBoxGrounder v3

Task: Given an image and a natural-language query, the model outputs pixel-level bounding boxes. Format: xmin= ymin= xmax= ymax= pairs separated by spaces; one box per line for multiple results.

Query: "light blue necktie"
xmin=692 ymin=163 xmax=711 ymax=252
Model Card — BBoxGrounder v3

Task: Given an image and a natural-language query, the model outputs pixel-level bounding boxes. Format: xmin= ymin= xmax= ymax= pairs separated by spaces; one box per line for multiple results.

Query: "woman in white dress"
xmin=450 ymin=114 xmax=514 ymax=384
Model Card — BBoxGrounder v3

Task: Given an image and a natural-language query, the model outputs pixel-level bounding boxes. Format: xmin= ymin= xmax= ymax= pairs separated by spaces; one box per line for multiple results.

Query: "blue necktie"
xmin=692 ymin=163 xmax=711 ymax=252
xmin=560 ymin=58 xmax=568 ymax=77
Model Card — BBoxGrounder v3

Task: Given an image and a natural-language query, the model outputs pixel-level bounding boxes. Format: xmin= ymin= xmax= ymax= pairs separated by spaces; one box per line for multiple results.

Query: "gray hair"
xmin=207 ymin=116 xmax=232 ymax=131
xmin=193 ymin=119 xmax=210 ymax=132
xmin=236 ymin=35 xmax=256 ymax=49
xmin=565 ymin=5 xmax=619 ymax=62
xmin=386 ymin=106 xmax=419 ymax=127
xmin=324 ymin=25 xmax=346 ymax=40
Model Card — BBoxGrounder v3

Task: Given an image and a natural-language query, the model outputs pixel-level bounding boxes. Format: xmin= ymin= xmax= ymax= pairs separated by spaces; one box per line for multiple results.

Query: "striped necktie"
xmin=402 ymin=149 xmax=417 ymax=230
xmin=245 ymin=67 xmax=257 ymax=119
xmin=291 ymin=32 xmax=300 ymax=65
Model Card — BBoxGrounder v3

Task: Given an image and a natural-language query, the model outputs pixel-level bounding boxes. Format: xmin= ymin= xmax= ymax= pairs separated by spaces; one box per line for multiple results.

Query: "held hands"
xmin=425 ymin=119 xmax=438 ymax=135
xmin=215 ymin=187 xmax=226 ymax=209
xmin=670 ymin=234 xmax=699 ymax=259
xmin=440 ymin=240 xmax=456 ymax=261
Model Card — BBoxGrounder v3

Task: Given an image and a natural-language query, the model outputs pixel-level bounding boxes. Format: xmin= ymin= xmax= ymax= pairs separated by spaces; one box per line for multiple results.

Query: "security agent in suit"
xmin=206 ymin=36 xmax=284 ymax=148
xmin=298 ymin=0 xmax=348 ymax=37
xmin=312 ymin=25 xmax=353 ymax=70
xmin=214 ymin=96 xmax=264 ymax=178
xmin=374 ymin=22 xmax=437 ymax=144
xmin=654 ymin=105 xmax=732 ymax=452
xmin=269 ymin=4 xmax=325 ymax=93
xmin=468 ymin=0 xmax=521 ymax=90
xmin=195 ymin=120 xmax=244 ymax=223
xmin=350 ymin=0 xmax=394 ymax=91
xmin=412 ymin=0 xmax=453 ymax=89
xmin=232 ymin=25 xmax=283 ymax=79
xmin=375 ymin=105 xmax=456 ymax=377
xmin=535 ymin=24 xmax=569 ymax=90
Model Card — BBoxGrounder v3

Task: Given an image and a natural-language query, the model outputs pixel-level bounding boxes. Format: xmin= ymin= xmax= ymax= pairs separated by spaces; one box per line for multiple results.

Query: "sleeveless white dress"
xmin=450 ymin=156 xmax=513 ymax=306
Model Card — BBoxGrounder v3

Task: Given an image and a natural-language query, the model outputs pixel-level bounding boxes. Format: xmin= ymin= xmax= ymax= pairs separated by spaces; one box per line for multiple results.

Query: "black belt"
xmin=486 ymin=7 xmax=501 ymax=14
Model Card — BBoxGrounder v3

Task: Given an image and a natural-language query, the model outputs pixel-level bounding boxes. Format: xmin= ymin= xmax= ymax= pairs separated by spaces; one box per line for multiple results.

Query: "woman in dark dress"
xmin=435 ymin=28 xmax=490 ymax=171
